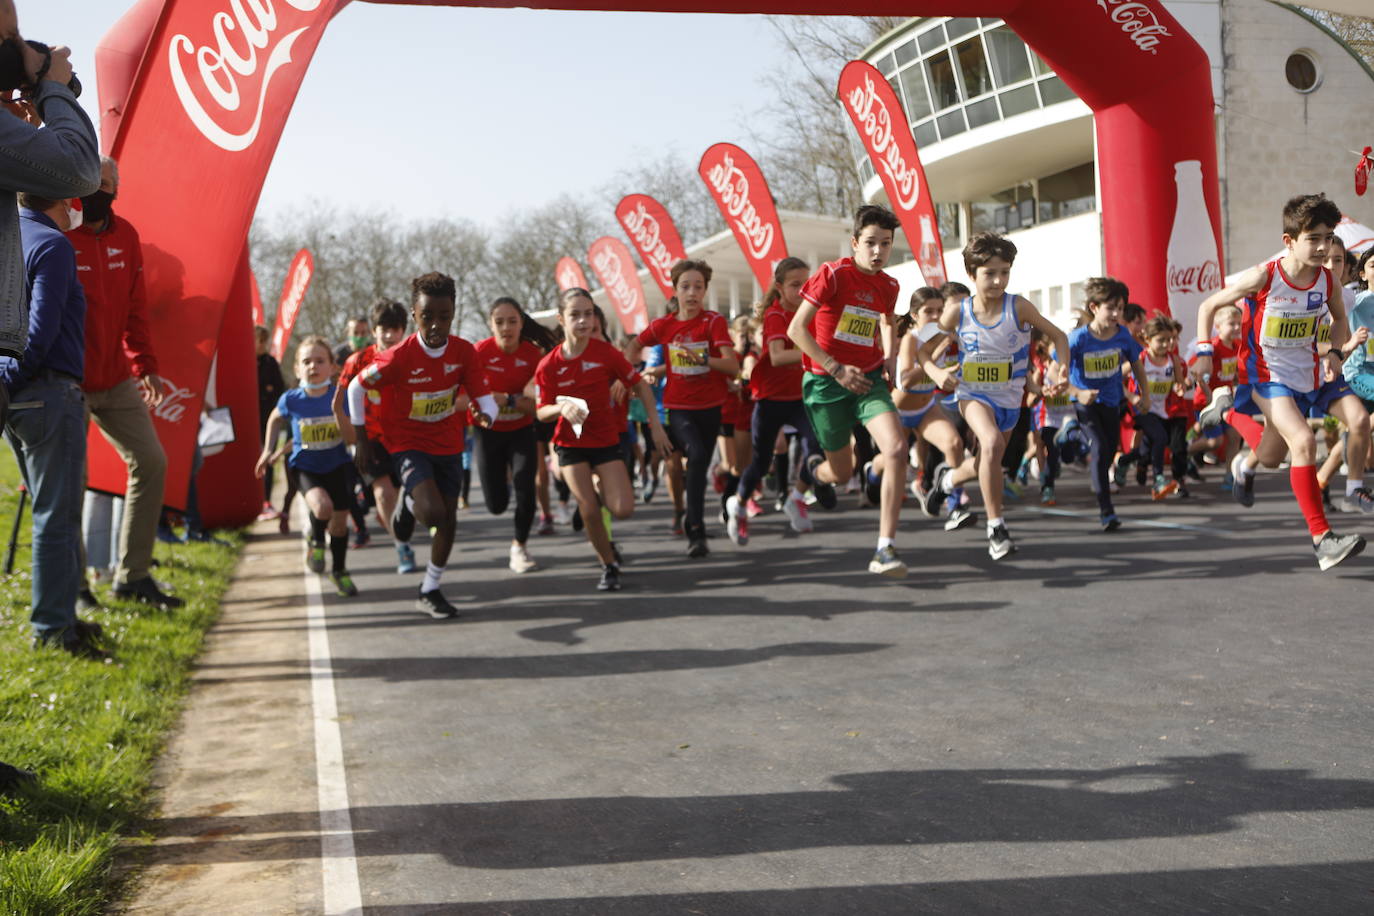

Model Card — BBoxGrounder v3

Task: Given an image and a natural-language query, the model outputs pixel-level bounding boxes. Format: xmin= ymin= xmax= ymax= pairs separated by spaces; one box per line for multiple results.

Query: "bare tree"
xmin=1299 ymin=8 xmax=1373 ymax=66
xmin=599 ymin=152 xmax=724 ymax=246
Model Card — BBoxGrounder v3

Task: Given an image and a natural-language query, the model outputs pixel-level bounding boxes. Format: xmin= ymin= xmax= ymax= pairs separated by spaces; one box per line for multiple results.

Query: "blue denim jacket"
xmin=0 ymin=81 xmax=100 ymax=359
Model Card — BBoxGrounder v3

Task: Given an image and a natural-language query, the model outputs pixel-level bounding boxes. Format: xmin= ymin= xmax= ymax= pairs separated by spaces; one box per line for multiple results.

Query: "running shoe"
xmin=725 ymin=495 xmax=749 ymax=546
xmin=1198 ymin=385 xmax=1234 ymax=429
xmin=868 ymin=545 xmax=908 ymax=578
xmin=1338 ymin=487 xmax=1374 ymax=514
xmin=1015 ymin=458 xmax=1031 ymax=486
xmin=1314 ymin=531 xmax=1365 ymax=571
xmin=746 ymin=498 xmax=764 ymax=519
xmin=331 ymin=571 xmax=358 ymax=597
xmin=391 ymin=500 xmax=416 ymax=543
xmin=416 ymin=587 xmax=459 ymax=619
xmin=1135 ymin=461 xmax=1148 ymax=488
xmin=641 ymin=476 xmax=657 ymax=504
xmin=535 ymin=513 xmax=555 ymax=536
xmin=763 ymin=471 xmax=778 ymax=495
xmin=1185 ymin=460 xmax=1204 ymax=483
xmin=572 ymin=507 xmax=584 ymax=532
xmin=278 ymin=514 xmax=290 ymax=535
xmin=987 ymin=523 xmax=1016 ymax=560
xmin=1002 ymin=476 xmax=1023 ymax=500
xmin=1053 ymin=418 xmax=1081 ymax=449
xmin=597 ymin=563 xmax=621 ymax=591
xmin=672 ymin=510 xmax=685 ymax=536
xmin=304 ymin=537 xmax=325 ymax=574
xmin=458 ymin=497 xmax=471 ymax=511
xmin=806 ymin=454 xmax=837 ymax=509
xmin=719 ymin=495 xmax=730 ymax=525
xmin=920 ymin=463 xmax=949 ymax=518
xmin=509 ymin=543 xmax=538 ymax=574
xmin=611 ymin=542 xmax=625 ymax=567
xmin=1040 ymin=484 xmax=1056 ymax=506
xmin=396 ymin=543 xmax=417 ymax=574
xmin=1101 ymin=514 xmax=1122 ymax=532
xmin=553 ymin=503 xmax=572 ymax=526
xmin=1231 ymin=453 xmax=1255 ymax=508
xmin=256 ymin=502 xmax=280 ymax=521
xmin=351 ymin=526 xmax=371 ymax=549
xmin=1152 ymin=475 xmax=1178 ymax=501
xmin=1221 ymin=471 xmax=1234 ymax=493
xmin=687 ymin=535 xmax=709 ymax=558
xmin=783 ymin=496 xmax=813 ymax=533
xmin=1113 ymin=454 xmax=1131 ymax=489
xmin=774 ymin=494 xmax=786 ymax=513
xmin=944 ymin=506 xmax=976 ymax=532
xmin=1177 ymin=483 xmax=1191 ymax=499
xmin=711 ymin=463 xmax=726 ymax=494
xmin=861 ymin=461 xmax=881 ymax=508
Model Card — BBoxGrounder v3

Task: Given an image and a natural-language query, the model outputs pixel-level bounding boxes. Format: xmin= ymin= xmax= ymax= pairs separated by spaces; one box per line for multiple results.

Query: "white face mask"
xmin=64 ymin=199 xmax=83 ymax=231
xmin=299 ymin=379 xmax=329 ymax=392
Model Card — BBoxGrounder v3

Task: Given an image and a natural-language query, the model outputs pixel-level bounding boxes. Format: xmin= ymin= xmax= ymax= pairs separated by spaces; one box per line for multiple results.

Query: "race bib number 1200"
xmin=834 ymin=305 xmax=879 ymax=346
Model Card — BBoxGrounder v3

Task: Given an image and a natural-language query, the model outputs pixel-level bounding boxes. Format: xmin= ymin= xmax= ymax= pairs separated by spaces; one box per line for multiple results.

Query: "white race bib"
xmin=834 ymin=304 xmax=880 ymax=346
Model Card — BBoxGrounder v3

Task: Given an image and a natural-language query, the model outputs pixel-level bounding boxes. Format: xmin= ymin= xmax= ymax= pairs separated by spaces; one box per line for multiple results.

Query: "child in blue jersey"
xmin=918 ymin=232 xmax=1069 ymax=560
xmin=1057 ymin=278 xmax=1150 ymax=531
xmin=255 ymin=336 xmax=359 ymax=597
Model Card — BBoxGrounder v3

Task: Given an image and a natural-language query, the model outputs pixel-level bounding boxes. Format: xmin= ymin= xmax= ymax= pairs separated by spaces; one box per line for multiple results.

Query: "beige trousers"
xmin=85 ymin=377 xmax=167 ymax=585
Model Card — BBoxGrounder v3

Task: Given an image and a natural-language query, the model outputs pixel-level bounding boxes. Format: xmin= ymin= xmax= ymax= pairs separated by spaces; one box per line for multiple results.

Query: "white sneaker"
xmin=552 ymin=503 xmax=572 ymax=526
xmin=783 ymin=496 xmax=813 ymax=533
xmin=725 ymin=495 xmax=748 ymax=546
xmin=509 ymin=543 xmax=538 ymax=574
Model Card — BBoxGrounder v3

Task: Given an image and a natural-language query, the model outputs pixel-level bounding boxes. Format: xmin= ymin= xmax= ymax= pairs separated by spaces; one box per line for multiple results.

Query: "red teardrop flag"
xmin=698 ymin=143 xmax=788 ymax=292
xmin=616 ymin=194 xmax=688 ymax=300
xmin=587 ymin=237 xmax=650 ymax=337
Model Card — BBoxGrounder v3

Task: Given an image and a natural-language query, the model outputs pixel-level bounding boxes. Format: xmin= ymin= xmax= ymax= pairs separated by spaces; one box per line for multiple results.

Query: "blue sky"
xmin=23 ymin=2 xmax=788 ymax=226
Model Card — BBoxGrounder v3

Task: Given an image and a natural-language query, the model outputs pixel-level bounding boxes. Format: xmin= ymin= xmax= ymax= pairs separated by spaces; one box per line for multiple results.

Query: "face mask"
xmin=299 ymin=378 xmax=329 ymax=392
xmin=64 ymin=199 xmax=82 ymax=231
xmin=349 ymin=334 xmax=369 ymax=351
xmin=81 ymin=190 xmax=114 ymax=224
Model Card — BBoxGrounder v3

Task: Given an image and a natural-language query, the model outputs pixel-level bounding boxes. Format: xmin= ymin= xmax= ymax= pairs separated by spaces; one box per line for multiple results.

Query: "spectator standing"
xmin=335 ymin=315 xmax=368 ymax=366
xmin=67 ymin=155 xmax=180 ymax=609
xmin=255 ymin=324 xmax=286 ymax=518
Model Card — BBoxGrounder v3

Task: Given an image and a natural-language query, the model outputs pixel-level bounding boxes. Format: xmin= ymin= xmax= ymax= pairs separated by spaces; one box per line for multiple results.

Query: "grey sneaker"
xmin=416 ymin=588 xmax=459 ymax=619
xmin=597 ymin=563 xmax=621 ymax=592
xmin=944 ymin=506 xmax=976 ymax=532
xmin=1198 ymin=385 xmax=1234 ymax=429
xmin=1314 ymin=531 xmax=1365 ymax=571
xmin=1231 ymin=453 xmax=1255 ymax=508
xmin=921 ymin=463 xmax=949 ymax=518
xmin=868 ymin=545 xmax=908 ymax=578
xmin=1338 ymin=487 xmax=1374 ymax=515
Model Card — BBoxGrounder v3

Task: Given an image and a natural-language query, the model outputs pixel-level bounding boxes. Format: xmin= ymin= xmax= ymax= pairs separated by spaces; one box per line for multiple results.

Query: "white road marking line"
xmin=1024 ymin=506 xmax=1236 ymax=536
xmin=305 ymin=551 xmax=364 ymax=915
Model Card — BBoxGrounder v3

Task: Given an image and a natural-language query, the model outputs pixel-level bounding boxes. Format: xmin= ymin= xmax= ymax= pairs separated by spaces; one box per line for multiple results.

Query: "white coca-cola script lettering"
xmin=845 ymin=73 xmax=921 ymax=212
xmin=592 ymin=248 xmax=641 ymax=319
xmin=168 ymin=0 xmax=325 ymax=152
xmin=1167 ymin=260 xmax=1221 ymax=295
xmin=558 ymin=266 xmax=581 ymax=290
xmin=620 ymin=202 xmax=676 ymax=292
xmin=1096 ymin=0 xmax=1172 ymax=54
xmin=153 ymin=378 xmax=196 ymax=425
xmin=705 ymin=152 xmax=775 ymax=262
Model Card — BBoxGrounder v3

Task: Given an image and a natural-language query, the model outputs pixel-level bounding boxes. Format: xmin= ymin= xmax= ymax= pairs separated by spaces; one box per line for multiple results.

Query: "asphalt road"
xmin=276 ymin=464 xmax=1374 ymax=913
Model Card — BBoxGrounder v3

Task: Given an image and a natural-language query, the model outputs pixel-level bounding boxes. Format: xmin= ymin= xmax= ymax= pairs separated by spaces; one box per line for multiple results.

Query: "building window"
xmin=913 ymin=120 xmax=939 ymax=148
xmin=984 ymin=26 xmax=1032 ymax=87
xmin=1038 ymin=163 xmax=1096 ymax=223
xmin=971 ymin=182 xmax=1034 ymax=235
xmin=926 ymin=50 xmax=961 ymax=110
xmin=893 ymin=39 xmax=918 ymax=67
xmin=1285 ymin=50 xmax=1321 ymax=93
xmin=954 ymin=37 xmax=995 ymax=99
xmin=999 ymin=84 xmax=1040 ymax=118
xmin=936 ymin=201 xmax=961 ymax=250
xmin=918 ymin=23 xmax=947 ymax=54
xmin=1038 ymin=75 xmax=1076 ymax=106
xmin=966 ymin=97 xmax=1000 ymax=129
xmin=1049 ymin=286 xmax=1064 ymax=315
xmin=900 ymin=63 xmax=934 ymax=122
xmin=937 ymin=108 xmax=967 ymax=140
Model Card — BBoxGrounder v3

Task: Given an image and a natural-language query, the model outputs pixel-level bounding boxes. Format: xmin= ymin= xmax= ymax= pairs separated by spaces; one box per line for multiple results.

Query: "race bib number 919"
xmin=962 ymin=354 xmax=1013 ymax=391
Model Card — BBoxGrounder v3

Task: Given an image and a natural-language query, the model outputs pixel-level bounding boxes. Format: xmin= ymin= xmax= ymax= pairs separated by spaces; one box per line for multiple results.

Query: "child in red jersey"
xmin=627 ymin=260 xmax=739 ymax=558
xmin=1194 ymin=193 xmax=1364 ymax=571
xmin=346 ymin=272 xmax=496 ymax=618
xmin=474 ymin=297 xmax=558 ymax=575
xmin=334 ymin=298 xmax=413 ymax=573
xmin=1188 ymin=303 xmax=1242 ymax=485
xmin=788 ymin=206 xmax=909 ymax=577
xmin=539 ymin=288 xmax=671 ymax=591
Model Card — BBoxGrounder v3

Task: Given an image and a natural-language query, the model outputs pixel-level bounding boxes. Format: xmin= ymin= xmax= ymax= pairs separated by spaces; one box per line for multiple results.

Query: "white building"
xmin=854 ymin=1 xmax=1374 ymax=324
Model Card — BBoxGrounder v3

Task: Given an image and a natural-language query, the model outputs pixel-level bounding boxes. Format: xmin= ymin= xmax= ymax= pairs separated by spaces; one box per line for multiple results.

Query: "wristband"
xmin=1194 ymin=343 xmax=1213 ymax=356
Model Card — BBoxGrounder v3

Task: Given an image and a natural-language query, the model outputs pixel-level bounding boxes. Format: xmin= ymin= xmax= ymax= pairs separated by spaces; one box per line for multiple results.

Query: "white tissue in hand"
xmin=555 ymin=395 xmax=589 ymax=438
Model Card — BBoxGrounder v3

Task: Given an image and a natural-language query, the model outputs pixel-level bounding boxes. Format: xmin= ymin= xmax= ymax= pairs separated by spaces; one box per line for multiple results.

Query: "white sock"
xmin=877 ymin=536 xmax=894 ymax=551
xmin=1347 ymin=479 xmax=1364 ymax=497
xmin=404 ymin=495 xmax=416 ymax=513
xmin=986 ymin=517 xmax=1004 ymax=535
xmin=791 ymin=487 xmax=806 ymax=502
xmin=422 ymin=562 xmax=443 ymax=593
xmin=1238 ymin=459 xmax=1255 ymax=479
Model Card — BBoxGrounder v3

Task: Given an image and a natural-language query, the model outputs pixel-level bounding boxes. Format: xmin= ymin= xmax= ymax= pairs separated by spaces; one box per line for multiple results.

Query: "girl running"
xmin=718 ymin=314 xmax=755 ymax=530
xmin=627 ymin=261 xmax=739 ymax=558
xmin=256 ymin=336 xmax=358 ymax=597
xmin=537 ymin=289 xmax=672 ymax=591
xmin=475 ymin=297 xmax=558 ymax=574
xmin=1126 ymin=315 xmax=1190 ymax=500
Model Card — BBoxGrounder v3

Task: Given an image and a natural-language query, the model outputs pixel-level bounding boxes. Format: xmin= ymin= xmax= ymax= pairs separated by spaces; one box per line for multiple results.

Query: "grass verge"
xmin=0 ymin=447 xmax=243 ymax=916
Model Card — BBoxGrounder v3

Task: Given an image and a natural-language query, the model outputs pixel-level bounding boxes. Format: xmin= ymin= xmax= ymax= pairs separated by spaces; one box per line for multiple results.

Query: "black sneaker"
xmin=35 ymin=629 xmax=110 ymax=661
xmin=611 ymin=541 xmax=625 ymax=567
xmin=74 ymin=618 xmax=105 ymax=641
xmin=921 ymin=463 xmax=950 ymax=518
xmin=687 ymin=536 xmax=709 ymax=558
xmin=572 ymin=507 xmax=584 ymax=532
xmin=1314 ymin=531 xmax=1365 ymax=571
xmin=113 ymin=576 xmax=185 ymax=609
xmin=861 ymin=461 xmax=881 ymax=507
xmin=391 ymin=500 xmax=416 ymax=543
xmin=806 ymin=453 xmax=836 ymax=510
xmin=987 ymin=524 xmax=1016 ymax=560
xmin=77 ymin=587 xmax=102 ymax=614
xmin=416 ymin=587 xmax=459 ymax=619
xmin=597 ymin=563 xmax=621 ymax=591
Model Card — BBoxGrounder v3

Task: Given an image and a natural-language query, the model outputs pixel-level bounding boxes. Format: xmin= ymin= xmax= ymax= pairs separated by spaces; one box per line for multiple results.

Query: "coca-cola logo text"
xmin=845 ymin=73 xmax=922 ymax=211
xmin=1167 ymin=260 xmax=1221 ymax=295
xmin=153 ymin=377 xmax=197 ymax=425
xmin=557 ymin=265 xmax=582 ymax=290
xmin=705 ymin=152 xmax=776 ymax=262
xmin=1096 ymin=0 xmax=1171 ymax=54
xmin=620 ymin=201 xmax=677 ymax=292
xmin=168 ymin=0 xmax=325 ymax=152
xmin=591 ymin=247 xmax=641 ymax=319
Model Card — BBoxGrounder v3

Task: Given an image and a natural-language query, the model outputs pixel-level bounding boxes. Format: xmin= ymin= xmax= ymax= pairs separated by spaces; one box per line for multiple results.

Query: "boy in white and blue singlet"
xmin=917 ymin=232 xmax=1069 ymax=560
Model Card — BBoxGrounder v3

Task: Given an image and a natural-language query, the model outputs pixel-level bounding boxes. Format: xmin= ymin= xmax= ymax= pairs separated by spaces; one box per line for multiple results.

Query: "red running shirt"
xmin=1190 ymin=336 xmax=1240 ymax=411
xmin=358 ymin=334 xmax=489 ymax=455
xmin=749 ymin=301 xmax=804 ymax=402
xmin=801 ymin=258 xmax=899 ymax=375
xmin=475 ymin=337 xmax=543 ymax=431
xmin=636 ymin=310 xmax=733 ymax=410
xmin=339 ymin=344 xmax=383 ymax=440
xmin=535 ymin=338 xmax=643 ymax=449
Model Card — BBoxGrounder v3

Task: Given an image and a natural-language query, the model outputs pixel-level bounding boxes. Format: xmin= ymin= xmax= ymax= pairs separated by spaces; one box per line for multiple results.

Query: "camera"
xmin=0 ymin=39 xmax=80 ymax=98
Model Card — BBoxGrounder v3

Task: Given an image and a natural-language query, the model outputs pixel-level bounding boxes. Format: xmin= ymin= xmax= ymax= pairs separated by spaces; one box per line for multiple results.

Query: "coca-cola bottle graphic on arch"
xmin=1166 ymin=159 xmax=1222 ymax=347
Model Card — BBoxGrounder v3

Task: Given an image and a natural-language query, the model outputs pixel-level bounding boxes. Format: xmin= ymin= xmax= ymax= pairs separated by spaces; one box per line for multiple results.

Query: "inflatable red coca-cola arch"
xmin=92 ymin=0 xmax=1220 ymax=528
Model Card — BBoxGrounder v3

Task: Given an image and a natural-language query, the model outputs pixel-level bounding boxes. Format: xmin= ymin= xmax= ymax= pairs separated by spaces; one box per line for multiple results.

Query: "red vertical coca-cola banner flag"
xmin=838 ymin=60 xmax=946 ymax=287
xmin=555 ymin=256 xmax=589 ymax=292
xmin=587 ymin=237 xmax=650 ymax=337
xmin=269 ymin=248 xmax=315 ymax=361
xmin=89 ymin=0 xmax=344 ymax=515
xmin=249 ymin=269 xmax=265 ymax=327
xmin=615 ymin=194 xmax=688 ymax=300
xmin=697 ymin=143 xmax=788 ymax=292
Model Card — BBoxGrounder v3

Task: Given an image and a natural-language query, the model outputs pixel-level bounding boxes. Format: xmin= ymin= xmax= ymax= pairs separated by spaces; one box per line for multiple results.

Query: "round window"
xmin=1285 ymin=51 xmax=1320 ymax=93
